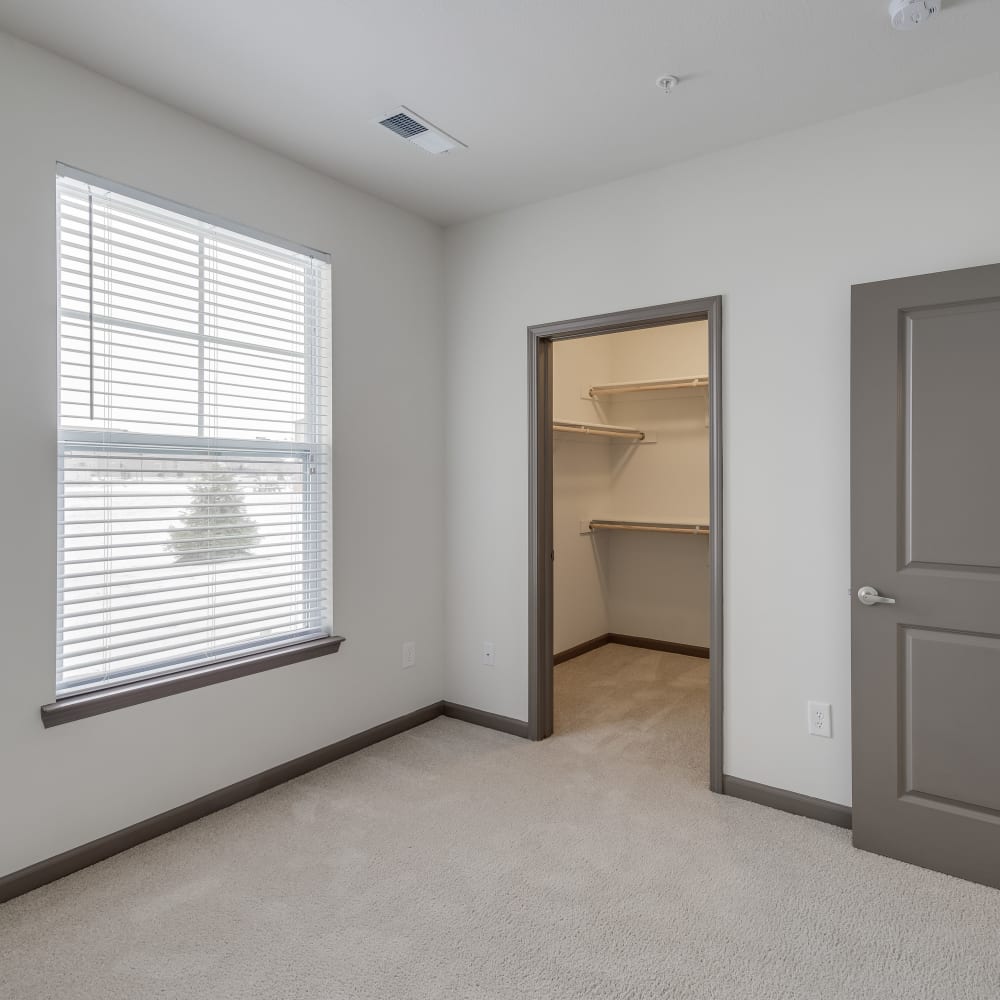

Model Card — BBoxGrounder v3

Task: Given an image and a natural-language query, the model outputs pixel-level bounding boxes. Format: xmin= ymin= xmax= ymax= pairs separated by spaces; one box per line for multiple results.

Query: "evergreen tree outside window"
xmin=168 ymin=472 xmax=261 ymax=564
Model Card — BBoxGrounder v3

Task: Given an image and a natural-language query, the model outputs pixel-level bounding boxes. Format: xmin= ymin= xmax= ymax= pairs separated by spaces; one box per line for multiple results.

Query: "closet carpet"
xmin=2 ymin=643 xmax=999 ymax=999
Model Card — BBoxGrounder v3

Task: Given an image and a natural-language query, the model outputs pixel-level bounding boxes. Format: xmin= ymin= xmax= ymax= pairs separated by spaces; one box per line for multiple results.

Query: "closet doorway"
xmin=528 ymin=298 xmax=723 ymax=791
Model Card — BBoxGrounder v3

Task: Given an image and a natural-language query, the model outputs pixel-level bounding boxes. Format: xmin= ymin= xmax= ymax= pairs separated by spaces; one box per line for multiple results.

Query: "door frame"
xmin=527 ymin=296 xmax=724 ymax=792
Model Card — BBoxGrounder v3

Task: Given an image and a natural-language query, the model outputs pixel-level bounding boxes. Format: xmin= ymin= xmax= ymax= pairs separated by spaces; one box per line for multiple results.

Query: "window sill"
xmin=40 ymin=636 xmax=346 ymax=729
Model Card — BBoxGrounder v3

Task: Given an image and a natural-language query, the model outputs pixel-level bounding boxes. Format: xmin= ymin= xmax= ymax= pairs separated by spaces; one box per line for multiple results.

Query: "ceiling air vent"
xmin=376 ymin=106 xmax=466 ymax=155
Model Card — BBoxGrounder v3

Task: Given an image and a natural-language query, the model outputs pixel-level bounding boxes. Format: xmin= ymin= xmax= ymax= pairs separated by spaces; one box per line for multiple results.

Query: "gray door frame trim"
xmin=527 ymin=296 xmax=724 ymax=792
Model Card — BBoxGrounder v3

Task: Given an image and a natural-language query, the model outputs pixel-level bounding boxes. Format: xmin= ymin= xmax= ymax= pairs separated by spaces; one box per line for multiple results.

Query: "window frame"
xmin=46 ymin=166 xmax=342 ymax=726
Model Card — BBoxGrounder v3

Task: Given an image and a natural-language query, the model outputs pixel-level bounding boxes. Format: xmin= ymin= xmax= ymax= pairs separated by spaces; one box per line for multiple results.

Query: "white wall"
xmin=0 ymin=32 xmax=446 ymax=878
xmin=606 ymin=531 xmax=709 ymax=646
xmin=444 ymin=72 xmax=1000 ymax=807
xmin=552 ymin=336 xmax=612 ymax=652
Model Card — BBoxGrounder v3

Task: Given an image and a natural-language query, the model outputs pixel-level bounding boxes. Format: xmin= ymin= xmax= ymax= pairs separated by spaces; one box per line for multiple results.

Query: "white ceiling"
xmin=1 ymin=0 xmax=997 ymax=225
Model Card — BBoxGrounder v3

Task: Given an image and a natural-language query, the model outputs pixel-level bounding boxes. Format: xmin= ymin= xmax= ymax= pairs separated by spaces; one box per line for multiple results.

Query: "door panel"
xmin=852 ymin=263 xmax=1000 ymax=889
xmin=906 ymin=301 xmax=1000 ymax=569
xmin=903 ymin=627 xmax=1000 ymax=814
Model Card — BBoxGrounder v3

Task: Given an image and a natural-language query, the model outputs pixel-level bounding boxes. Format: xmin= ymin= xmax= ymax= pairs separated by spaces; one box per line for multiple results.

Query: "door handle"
xmin=857 ymin=585 xmax=896 ymax=606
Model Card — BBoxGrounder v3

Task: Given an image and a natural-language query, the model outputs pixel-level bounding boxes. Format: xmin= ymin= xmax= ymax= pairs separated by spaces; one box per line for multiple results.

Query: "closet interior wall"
xmin=553 ymin=321 xmax=710 ymax=654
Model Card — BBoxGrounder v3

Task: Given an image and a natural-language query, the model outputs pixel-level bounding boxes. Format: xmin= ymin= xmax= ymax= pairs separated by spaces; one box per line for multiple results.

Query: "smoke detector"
xmin=376 ymin=107 xmax=466 ymax=155
xmin=889 ymin=0 xmax=939 ymax=30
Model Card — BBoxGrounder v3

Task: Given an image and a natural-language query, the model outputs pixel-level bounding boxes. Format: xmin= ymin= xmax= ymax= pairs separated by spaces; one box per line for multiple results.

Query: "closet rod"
xmin=588 ymin=376 xmax=708 ymax=397
xmin=553 ymin=421 xmax=645 ymax=441
xmin=589 ymin=519 xmax=709 ymax=535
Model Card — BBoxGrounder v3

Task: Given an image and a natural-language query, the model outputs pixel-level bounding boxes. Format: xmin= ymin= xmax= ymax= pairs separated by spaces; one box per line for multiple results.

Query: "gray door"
xmin=851 ymin=263 xmax=1000 ymax=888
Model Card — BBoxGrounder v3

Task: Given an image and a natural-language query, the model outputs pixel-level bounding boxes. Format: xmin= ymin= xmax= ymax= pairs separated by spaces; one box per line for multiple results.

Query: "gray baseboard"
xmin=0 ymin=702 xmax=443 ymax=905
xmin=722 ymin=775 xmax=852 ymax=829
xmin=553 ymin=634 xmax=612 ymax=665
xmin=554 ymin=633 xmax=710 ymax=664
xmin=442 ymin=701 xmax=531 ymax=738
xmin=1 ymin=697 xmax=533 ymax=905
xmin=608 ymin=633 xmax=710 ymax=659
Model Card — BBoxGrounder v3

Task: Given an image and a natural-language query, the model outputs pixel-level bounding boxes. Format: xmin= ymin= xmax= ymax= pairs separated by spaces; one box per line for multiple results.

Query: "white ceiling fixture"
xmin=0 ymin=0 xmax=994 ymax=224
xmin=377 ymin=106 xmax=466 ymax=155
xmin=656 ymin=75 xmax=679 ymax=94
xmin=889 ymin=0 xmax=940 ymax=30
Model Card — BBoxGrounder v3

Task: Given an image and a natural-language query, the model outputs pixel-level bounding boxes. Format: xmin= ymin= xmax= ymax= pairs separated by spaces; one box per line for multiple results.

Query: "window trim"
xmin=41 ymin=634 xmax=345 ymax=728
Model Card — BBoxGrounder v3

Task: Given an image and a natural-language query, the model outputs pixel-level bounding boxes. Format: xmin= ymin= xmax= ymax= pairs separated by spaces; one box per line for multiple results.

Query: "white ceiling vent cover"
xmin=376 ymin=106 xmax=466 ymax=154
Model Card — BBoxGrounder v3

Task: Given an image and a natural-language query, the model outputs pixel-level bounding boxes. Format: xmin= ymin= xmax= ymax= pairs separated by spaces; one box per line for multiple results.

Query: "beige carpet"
xmin=2 ymin=643 xmax=999 ymax=999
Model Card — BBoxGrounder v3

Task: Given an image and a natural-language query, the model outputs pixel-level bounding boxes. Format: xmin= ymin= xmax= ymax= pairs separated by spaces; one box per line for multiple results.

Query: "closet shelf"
xmin=553 ymin=420 xmax=645 ymax=441
xmin=588 ymin=376 xmax=708 ymax=398
xmin=590 ymin=519 xmax=709 ymax=536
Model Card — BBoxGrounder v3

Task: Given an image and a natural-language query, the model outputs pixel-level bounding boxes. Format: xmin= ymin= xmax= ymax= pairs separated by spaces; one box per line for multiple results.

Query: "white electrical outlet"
xmin=808 ymin=701 xmax=832 ymax=738
xmin=402 ymin=641 xmax=416 ymax=670
xmin=482 ymin=641 xmax=496 ymax=666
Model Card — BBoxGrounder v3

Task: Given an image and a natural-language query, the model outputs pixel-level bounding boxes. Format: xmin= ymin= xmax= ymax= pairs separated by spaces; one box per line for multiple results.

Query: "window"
xmin=56 ymin=168 xmax=332 ymax=699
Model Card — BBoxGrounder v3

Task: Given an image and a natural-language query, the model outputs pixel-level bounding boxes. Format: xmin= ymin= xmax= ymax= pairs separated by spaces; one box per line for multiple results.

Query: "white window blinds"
xmin=56 ymin=169 xmax=332 ymax=698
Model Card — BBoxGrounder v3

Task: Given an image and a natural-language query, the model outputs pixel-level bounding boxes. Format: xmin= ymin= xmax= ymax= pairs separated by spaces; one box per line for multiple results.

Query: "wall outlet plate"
xmin=808 ymin=701 xmax=832 ymax=738
xmin=402 ymin=641 xmax=416 ymax=669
